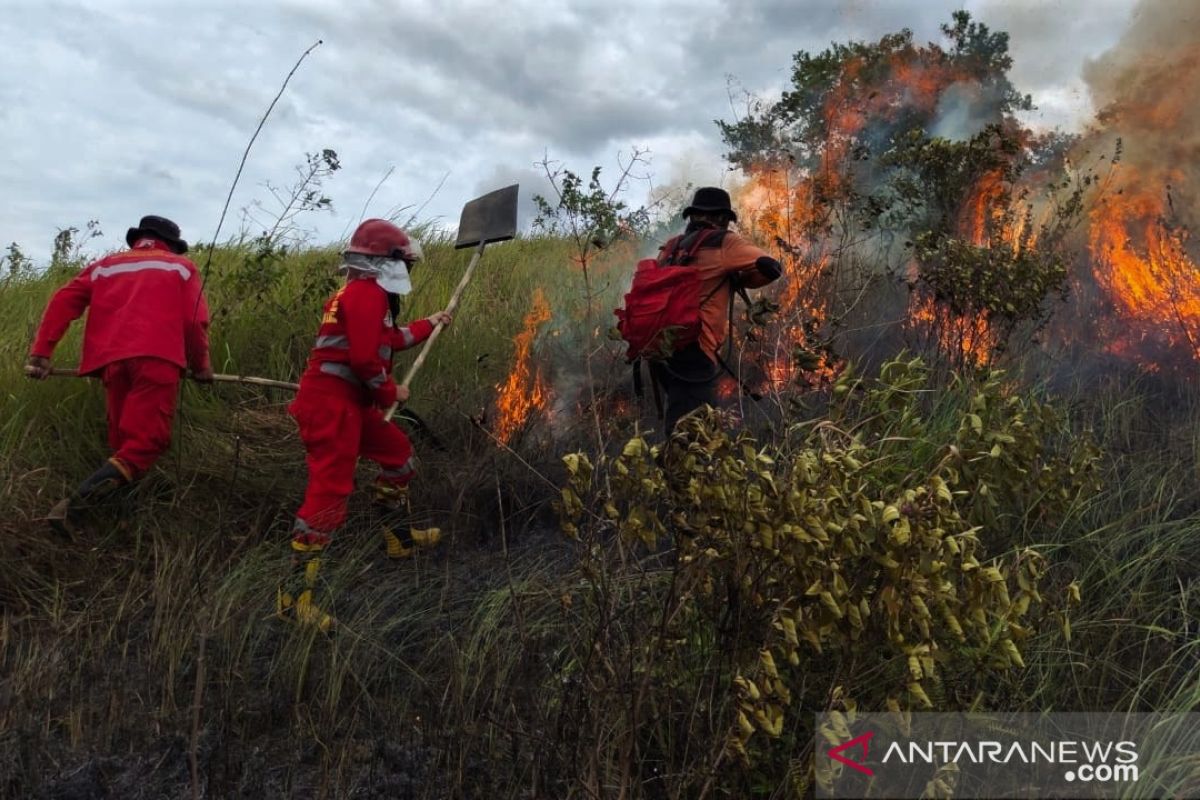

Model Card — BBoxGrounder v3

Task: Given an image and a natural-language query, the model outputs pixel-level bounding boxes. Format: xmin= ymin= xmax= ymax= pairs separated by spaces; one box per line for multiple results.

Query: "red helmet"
xmin=346 ymin=219 xmax=423 ymax=262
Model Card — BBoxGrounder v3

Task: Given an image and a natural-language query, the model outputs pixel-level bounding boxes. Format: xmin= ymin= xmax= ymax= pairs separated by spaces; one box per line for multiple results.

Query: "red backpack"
xmin=614 ymin=229 xmax=721 ymax=362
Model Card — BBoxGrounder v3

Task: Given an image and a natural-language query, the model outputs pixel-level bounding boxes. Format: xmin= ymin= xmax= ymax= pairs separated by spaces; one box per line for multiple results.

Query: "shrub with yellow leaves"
xmin=558 ymin=356 xmax=1100 ymax=788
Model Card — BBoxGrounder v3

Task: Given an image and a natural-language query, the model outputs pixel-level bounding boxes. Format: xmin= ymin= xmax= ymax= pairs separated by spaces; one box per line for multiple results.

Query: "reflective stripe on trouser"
xmin=288 ymin=387 xmax=415 ymax=542
xmin=102 ymin=356 xmax=182 ymax=478
xmin=374 ymin=462 xmax=415 ymax=495
xmin=291 ymin=517 xmax=332 ymax=549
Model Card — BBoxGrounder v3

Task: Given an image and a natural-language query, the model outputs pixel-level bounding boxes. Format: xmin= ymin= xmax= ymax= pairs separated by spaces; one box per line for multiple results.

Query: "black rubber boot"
xmin=46 ymin=459 xmax=130 ymax=539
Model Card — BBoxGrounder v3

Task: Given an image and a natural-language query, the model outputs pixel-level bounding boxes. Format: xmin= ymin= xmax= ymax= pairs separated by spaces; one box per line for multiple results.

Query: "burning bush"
xmin=909 ymin=230 xmax=1068 ymax=369
xmin=717 ymin=12 xmax=1113 ymax=384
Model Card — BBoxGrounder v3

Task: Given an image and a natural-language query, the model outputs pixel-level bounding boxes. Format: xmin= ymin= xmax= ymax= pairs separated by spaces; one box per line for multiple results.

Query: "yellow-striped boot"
xmin=375 ymin=484 xmax=442 ymax=560
xmin=276 ymin=541 xmax=336 ymax=632
xmin=382 ymin=525 xmax=443 ymax=560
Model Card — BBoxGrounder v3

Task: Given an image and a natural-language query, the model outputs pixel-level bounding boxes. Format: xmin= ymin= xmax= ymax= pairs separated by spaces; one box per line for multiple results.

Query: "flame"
xmin=1088 ymin=181 xmax=1200 ymax=359
xmin=813 ymin=51 xmax=977 ymax=196
xmin=907 ymin=295 xmax=995 ymax=367
xmin=731 ymin=163 xmax=841 ymax=391
xmin=494 ymin=289 xmax=553 ymax=443
xmin=961 ymin=169 xmax=1007 ymax=246
xmin=904 ymin=167 xmax=1013 ymax=367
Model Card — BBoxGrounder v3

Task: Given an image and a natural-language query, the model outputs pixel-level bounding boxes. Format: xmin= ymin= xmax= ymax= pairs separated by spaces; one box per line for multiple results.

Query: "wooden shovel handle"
xmin=384 ymin=240 xmax=487 ymax=422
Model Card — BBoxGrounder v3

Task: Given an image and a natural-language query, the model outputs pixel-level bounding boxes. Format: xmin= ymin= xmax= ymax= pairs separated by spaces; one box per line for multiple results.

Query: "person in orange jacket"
xmin=650 ymin=187 xmax=782 ymax=433
xmin=25 ymin=215 xmax=213 ymax=535
xmin=278 ymin=218 xmax=450 ymax=631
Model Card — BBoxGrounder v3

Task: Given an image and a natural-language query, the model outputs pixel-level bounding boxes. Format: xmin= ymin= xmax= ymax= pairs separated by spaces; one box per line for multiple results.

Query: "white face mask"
xmin=377 ymin=259 xmax=413 ymax=295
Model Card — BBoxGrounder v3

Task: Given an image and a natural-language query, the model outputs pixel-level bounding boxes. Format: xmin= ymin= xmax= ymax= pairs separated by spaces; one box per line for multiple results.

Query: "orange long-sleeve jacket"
xmin=656 ymin=228 xmax=782 ymax=360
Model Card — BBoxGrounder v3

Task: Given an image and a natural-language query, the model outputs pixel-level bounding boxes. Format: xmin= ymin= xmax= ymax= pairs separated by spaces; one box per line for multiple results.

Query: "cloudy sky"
xmin=1 ymin=0 xmax=1139 ymax=262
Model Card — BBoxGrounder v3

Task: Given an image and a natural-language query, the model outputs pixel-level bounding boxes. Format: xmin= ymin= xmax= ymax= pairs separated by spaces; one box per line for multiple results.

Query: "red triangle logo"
xmin=828 ymin=731 xmax=875 ymax=776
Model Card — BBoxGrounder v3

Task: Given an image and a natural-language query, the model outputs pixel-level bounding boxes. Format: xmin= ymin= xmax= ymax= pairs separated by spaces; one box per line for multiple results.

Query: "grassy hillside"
xmin=0 ymin=235 xmax=1198 ymax=799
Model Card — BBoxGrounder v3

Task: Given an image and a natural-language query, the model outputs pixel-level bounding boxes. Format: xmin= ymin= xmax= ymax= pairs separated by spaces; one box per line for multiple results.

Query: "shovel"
xmin=384 ymin=183 xmax=519 ymax=422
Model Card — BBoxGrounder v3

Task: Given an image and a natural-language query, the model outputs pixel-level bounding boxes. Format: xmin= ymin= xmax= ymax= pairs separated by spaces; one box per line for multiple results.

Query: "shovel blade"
xmin=455 ymin=184 xmax=519 ymax=249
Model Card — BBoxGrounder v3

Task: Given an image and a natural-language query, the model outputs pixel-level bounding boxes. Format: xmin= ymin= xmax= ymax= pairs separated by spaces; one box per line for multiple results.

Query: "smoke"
xmin=646 ymin=145 xmax=731 ymax=211
xmin=1057 ymin=0 xmax=1200 ymax=369
xmin=929 ymin=81 xmax=1009 ymax=142
xmin=1079 ymin=0 xmax=1200 ymax=204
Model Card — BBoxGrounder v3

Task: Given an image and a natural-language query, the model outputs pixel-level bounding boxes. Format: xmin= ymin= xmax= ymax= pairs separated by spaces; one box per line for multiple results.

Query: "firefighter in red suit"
xmin=25 ymin=215 xmax=213 ymax=535
xmin=278 ymin=219 xmax=450 ymax=631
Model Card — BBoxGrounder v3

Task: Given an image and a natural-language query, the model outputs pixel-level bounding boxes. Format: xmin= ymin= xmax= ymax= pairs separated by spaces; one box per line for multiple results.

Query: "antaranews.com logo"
xmin=880 ymin=738 xmax=1139 ymax=784
xmin=815 ymin=712 xmax=1197 ymax=799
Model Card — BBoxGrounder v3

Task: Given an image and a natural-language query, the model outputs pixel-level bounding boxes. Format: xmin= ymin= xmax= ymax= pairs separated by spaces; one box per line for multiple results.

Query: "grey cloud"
xmin=132 ymin=164 xmax=182 ymax=189
xmin=283 ymin=0 xmax=689 ymax=154
xmin=1 ymin=0 xmax=1143 ymax=263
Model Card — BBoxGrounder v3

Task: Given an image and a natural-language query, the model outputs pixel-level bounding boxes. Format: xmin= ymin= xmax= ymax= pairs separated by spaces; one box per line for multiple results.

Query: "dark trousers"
xmin=648 ymin=343 xmax=718 ymax=435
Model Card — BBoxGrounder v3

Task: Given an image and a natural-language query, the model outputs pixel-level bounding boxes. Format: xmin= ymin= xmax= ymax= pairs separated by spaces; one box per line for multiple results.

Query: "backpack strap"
xmin=631 ymin=359 xmax=666 ymax=419
xmin=659 ymin=234 xmax=686 ymax=266
xmin=661 ymin=227 xmax=725 ymax=266
xmin=678 ymin=228 xmax=713 ymax=263
xmin=715 ymin=273 xmax=763 ymax=401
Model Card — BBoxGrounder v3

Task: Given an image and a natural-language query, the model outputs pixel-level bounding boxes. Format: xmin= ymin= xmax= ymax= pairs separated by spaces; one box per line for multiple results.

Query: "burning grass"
xmin=493 ymin=288 xmax=553 ymax=444
xmin=1088 ymin=184 xmax=1200 ymax=361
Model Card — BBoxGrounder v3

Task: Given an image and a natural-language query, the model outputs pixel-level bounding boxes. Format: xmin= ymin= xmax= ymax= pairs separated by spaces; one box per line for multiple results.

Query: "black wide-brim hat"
xmin=126 ymin=215 xmax=188 ymax=254
xmin=682 ymin=186 xmax=737 ymax=222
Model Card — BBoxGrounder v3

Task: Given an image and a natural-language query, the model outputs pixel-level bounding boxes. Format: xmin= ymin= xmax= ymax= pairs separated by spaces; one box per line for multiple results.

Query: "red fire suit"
xmin=30 ymin=238 xmax=211 ymax=478
xmin=290 ymin=276 xmax=434 ymax=547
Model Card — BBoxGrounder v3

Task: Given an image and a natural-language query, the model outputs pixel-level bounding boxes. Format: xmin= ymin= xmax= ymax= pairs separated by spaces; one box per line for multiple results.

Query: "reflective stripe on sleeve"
xmin=318 ymin=361 xmax=389 ymax=390
xmin=93 ymin=260 xmax=190 ymax=280
xmin=315 ymin=334 xmax=350 ymax=350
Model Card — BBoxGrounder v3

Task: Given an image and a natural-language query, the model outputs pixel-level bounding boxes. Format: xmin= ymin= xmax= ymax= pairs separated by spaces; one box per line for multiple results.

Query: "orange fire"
xmin=815 ymin=51 xmax=976 ymax=196
xmin=494 ymin=289 xmax=553 ymax=443
xmin=732 ymin=163 xmax=840 ymax=391
xmin=961 ymin=169 xmax=1007 ymax=246
xmin=959 ymin=167 xmax=1044 ymax=253
xmin=907 ymin=295 xmax=995 ymax=368
xmin=1088 ymin=181 xmax=1200 ymax=359
xmin=909 ymin=167 xmax=1012 ymax=366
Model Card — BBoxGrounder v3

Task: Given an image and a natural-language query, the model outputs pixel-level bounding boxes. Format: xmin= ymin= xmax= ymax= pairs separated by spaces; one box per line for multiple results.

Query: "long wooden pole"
xmin=29 ymin=366 xmax=300 ymax=392
xmin=384 ymin=239 xmax=487 ymax=422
